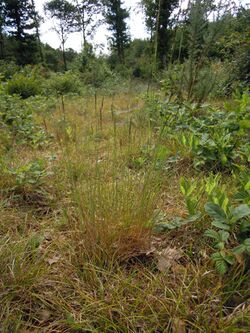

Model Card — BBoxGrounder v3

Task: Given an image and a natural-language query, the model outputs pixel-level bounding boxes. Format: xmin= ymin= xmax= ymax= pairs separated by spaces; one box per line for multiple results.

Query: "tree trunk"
xmin=82 ymin=9 xmax=86 ymax=48
xmin=0 ymin=30 xmax=4 ymax=59
xmin=154 ymin=0 xmax=162 ymax=71
xmin=62 ymin=40 xmax=67 ymax=71
xmin=61 ymin=26 xmax=67 ymax=71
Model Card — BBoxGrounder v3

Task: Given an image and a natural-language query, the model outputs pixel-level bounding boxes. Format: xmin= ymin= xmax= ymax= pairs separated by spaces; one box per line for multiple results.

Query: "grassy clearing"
xmin=0 ymin=89 xmax=249 ymax=333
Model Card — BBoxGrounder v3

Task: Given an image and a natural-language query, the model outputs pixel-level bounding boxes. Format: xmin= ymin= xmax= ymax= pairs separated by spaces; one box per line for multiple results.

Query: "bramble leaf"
xmin=212 ymin=220 xmax=230 ymax=231
xmin=204 ymin=229 xmax=219 ymax=241
xmin=211 ymin=252 xmax=228 ymax=275
xmin=205 ymin=203 xmax=227 ymax=223
xmin=231 ymin=204 xmax=250 ymax=221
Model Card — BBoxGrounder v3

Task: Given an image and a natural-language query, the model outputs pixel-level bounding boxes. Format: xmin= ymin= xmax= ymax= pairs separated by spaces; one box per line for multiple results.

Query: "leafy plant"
xmin=234 ymin=172 xmax=250 ymax=205
xmin=232 ymin=239 xmax=250 ymax=255
xmin=205 ymin=188 xmax=250 ymax=274
xmin=155 ymin=213 xmax=201 ymax=232
xmin=154 ymin=177 xmax=202 ymax=232
xmin=205 ymin=202 xmax=250 ymax=232
xmin=210 ymin=250 xmax=235 ymax=275
xmin=154 ymin=145 xmax=170 ymax=169
xmin=6 ymin=73 xmax=40 ymax=99
xmin=128 ymin=144 xmax=170 ymax=171
xmin=1 ymin=158 xmax=50 ymax=196
xmin=204 ymin=173 xmax=222 ymax=199
xmin=224 ymin=90 xmax=250 ymax=115
xmin=0 ymin=90 xmax=48 ymax=147
xmin=47 ymin=72 xmax=81 ymax=97
xmin=0 ymin=60 xmax=19 ymax=80
xmin=180 ymin=132 xmax=199 ymax=154
xmin=180 ymin=177 xmax=201 ymax=216
xmin=183 ymin=131 xmax=237 ymax=170
xmin=10 ymin=159 xmax=48 ymax=189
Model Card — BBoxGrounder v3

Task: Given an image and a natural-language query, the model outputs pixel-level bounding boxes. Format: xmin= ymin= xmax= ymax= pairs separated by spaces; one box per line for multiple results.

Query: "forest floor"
xmin=0 ymin=90 xmax=249 ymax=332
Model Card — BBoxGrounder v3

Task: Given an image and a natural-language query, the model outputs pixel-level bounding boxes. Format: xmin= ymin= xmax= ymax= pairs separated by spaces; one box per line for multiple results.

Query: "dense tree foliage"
xmin=141 ymin=0 xmax=179 ymax=69
xmin=214 ymin=7 xmax=250 ymax=85
xmin=156 ymin=0 xmax=179 ymax=68
xmin=2 ymin=0 xmax=39 ymax=65
xmin=30 ymin=0 xmax=44 ymax=62
xmin=104 ymin=0 xmax=130 ymax=64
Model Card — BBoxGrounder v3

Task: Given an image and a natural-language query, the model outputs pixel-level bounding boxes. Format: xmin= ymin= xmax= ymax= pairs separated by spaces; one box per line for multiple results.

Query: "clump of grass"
xmin=66 ymin=158 xmax=161 ymax=267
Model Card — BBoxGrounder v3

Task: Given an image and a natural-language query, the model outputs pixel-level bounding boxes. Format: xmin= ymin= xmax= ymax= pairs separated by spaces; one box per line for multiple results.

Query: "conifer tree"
xmin=104 ymin=0 xmax=130 ymax=64
xmin=30 ymin=0 xmax=44 ymax=62
xmin=3 ymin=0 xmax=38 ymax=65
xmin=141 ymin=0 xmax=179 ymax=69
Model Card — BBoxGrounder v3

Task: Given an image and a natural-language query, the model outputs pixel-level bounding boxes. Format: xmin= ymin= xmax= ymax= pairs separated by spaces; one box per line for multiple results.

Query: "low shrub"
xmin=6 ymin=73 xmax=40 ymax=99
xmin=0 ymin=90 xmax=48 ymax=147
xmin=46 ymin=71 xmax=81 ymax=97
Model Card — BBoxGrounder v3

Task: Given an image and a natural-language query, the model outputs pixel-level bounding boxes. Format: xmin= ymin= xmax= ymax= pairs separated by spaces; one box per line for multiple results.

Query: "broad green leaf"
xmin=218 ymin=230 xmax=230 ymax=242
xmin=243 ymin=239 xmax=250 ymax=253
xmin=216 ymin=242 xmax=225 ymax=250
xmin=235 ymin=191 xmax=249 ymax=201
xmin=214 ymin=261 xmax=227 ymax=276
xmin=156 ymin=214 xmax=201 ymax=231
xmin=221 ymin=154 xmax=227 ymax=165
xmin=212 ymin=220 xmax=230 ymax=231
xmin=186 ymin=198 xmax=197 ymax=215
xmin=180 ymin=177 xmax=187 ymax=195
xmin=221 ymin=197 xmax=229 ymax=213
xmin=181 ymin=135 xmax=187 ymax=146
xmin=232 ymin=204 xmax=250 ymax=221
xmin=204 ymin=229 xmax=219 ymax=241
xmin=245 ymin=181 xmax=250 ymax=191
xmin=240 ymin=219 xmax=250 ymax=233
xmin=243 ymin=239 xmax=250 ymax=246
xmin=205 ymin=203 xmax=227 ymax=223
xmin=211 ymin=252 xmax=228 ymax=275
xmin=224 ymin=254 xmax=235 ymax=265
xmin=180 ymin=177 xmax=195 ymax=196
xmin=232 ymin=244 xmax=245 ymax=255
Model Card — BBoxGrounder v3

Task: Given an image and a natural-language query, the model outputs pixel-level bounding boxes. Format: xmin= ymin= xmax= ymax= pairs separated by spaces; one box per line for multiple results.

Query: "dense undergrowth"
xmin=0 ymin=70 xmax=249 ymax=332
